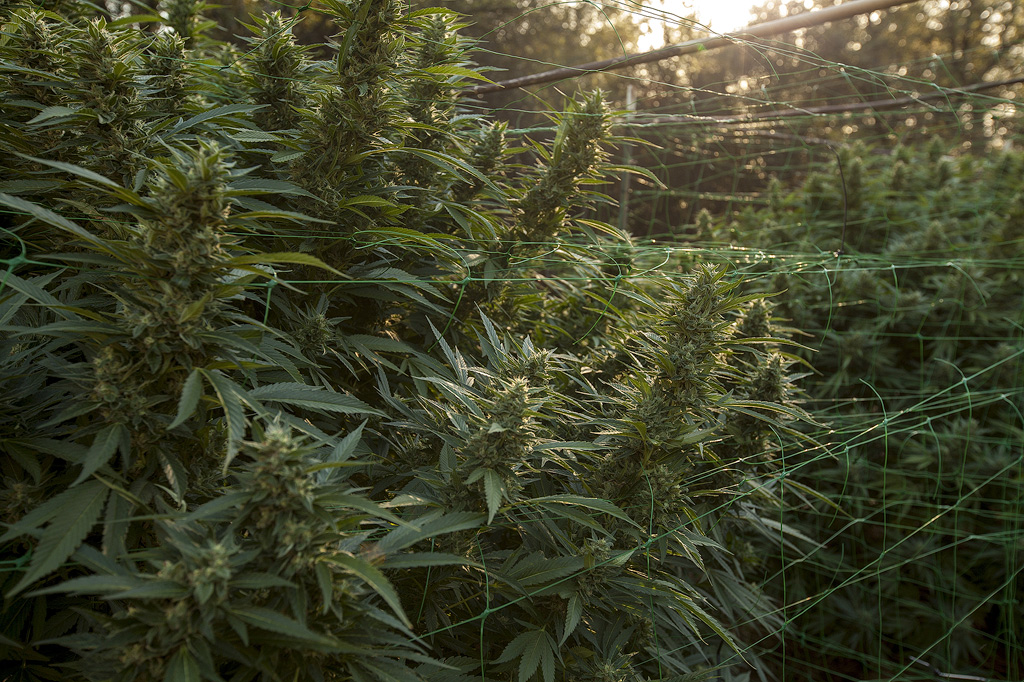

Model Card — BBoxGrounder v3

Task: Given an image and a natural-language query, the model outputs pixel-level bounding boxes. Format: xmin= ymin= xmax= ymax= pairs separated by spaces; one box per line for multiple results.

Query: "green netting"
xmin=1 ymin=0 xmax=1021 ymax=680
xmin=456 ymin=3 xmax=1024 ymax=677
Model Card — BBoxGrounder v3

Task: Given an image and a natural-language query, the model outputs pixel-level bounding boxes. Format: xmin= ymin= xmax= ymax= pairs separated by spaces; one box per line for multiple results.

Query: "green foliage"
xmin=697 ymin=141 xmax=1024 ymax=680
xmin=0 ymin=0 xmax=812 ymax=680
xmin=417 ymin=0 xmax=650 ymax=119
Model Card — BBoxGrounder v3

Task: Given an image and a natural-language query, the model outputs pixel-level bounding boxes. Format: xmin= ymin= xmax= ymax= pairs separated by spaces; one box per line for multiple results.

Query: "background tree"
xmin=614 ymin=0 xmax=1024 ymax=235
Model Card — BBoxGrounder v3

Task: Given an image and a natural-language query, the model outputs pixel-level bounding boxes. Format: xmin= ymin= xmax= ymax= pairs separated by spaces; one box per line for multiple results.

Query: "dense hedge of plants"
xmin=0 ymin=0 xmax=815 ymax=680
xmin=698 ymin=140 xmax=1024 ymax=680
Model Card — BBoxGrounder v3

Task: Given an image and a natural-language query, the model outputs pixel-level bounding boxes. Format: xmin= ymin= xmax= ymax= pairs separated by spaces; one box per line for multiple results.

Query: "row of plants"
xmin=685 ymin=139 xmax=1024 ymax=680
xmin=0 ymin=0 xmax=818 ymax=680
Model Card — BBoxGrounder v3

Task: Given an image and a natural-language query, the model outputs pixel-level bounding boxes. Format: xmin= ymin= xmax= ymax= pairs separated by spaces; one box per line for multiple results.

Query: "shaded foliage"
xmin=0 ymin=0 xmax=813 ymax=680
xmin=695 ymin=139 xmax=1024 ymax=681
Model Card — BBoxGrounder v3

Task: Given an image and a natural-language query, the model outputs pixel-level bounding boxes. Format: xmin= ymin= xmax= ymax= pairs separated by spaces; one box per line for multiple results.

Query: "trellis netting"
xmin=461 ymin=1 xmax=1024 ymax=679
xmin=0 ymin=0 xmax=1021 ymax=680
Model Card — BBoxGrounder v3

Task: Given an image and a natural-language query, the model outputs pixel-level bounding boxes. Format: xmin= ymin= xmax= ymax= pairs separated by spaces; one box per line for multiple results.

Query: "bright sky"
xmin=636 ymin=0 xmax=760 ymax=51
xmin=687 ymin=0 xmax=759 ymax=31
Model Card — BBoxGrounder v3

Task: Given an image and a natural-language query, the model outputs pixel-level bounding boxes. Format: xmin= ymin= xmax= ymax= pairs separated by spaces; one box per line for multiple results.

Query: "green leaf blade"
xmin=7 ymin=480 xmax=110 ymax=596
xmin=168 ymin=369 xmax=203 ymax=430
xmin=248 ymin=384 xmax=385 ymax=417
xmin=229 ymin=606 xmax=337 ymax=647
xmin=71 ymin=423 xmax=125 ymax=486
xmin=326 ymin=553 xmax=410 ymax=628
xmin=164 ymin=647 xmax=200 ymax=682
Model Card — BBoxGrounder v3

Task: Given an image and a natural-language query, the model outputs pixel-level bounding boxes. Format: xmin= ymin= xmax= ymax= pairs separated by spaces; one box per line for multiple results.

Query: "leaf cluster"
xmin=0 ymin=0 xmax=816 ymax=680
xmin=693 ymin=140 xmax=1024 ymax=680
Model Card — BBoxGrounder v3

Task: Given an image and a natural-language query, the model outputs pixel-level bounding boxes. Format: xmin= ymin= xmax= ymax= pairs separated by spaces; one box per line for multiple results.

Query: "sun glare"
xmin=687 ymin=0 xmax=759 ymax=32
xmin=636 ymin=0 xmax=760 ymax=52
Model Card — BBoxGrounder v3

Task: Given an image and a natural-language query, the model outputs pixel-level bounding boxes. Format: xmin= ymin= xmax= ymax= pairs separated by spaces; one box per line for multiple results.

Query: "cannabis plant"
xmin=0 ymin=0 xmax=815 ymax=680
xmin=694 ymin=141 xmax=1024 ymax=680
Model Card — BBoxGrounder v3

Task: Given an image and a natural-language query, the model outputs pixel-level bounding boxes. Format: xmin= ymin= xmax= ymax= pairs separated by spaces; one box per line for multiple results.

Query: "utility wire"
xmin=469 ymin=0 xmax=923 ymax=95
xmin=628 ymin=75 xmax=1024 ymax=126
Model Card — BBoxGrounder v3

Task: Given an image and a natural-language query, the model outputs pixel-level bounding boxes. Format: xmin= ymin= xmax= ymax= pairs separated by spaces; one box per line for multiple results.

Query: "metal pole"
xmin=468 ymin=0 xmax=921 ymax=95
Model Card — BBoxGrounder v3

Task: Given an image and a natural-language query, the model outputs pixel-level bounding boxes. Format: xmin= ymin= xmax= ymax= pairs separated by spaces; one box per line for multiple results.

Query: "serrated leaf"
xmin=339 ymin=194 xmax=395 ymax=208
xmin=376 ymin=511 xmax=486 ymax=553
xmin=347 ymin=335 xmax=416 ymax=353
xmin=248 ymin=384 xmax=385 ymax=417
xmin=325 ymin=553 xmax=410 ymax=627
xmin=168 ymin=368 xmax=203 ymax=430
xmin=519 ymin=630 xmax=546 ymax=682
xmin=0 ymin=272 xmax=67 ymax=317
xmin=228 ymin=129 xmax=282 ymax=142
xmin=167 ymin=103 xmax=263 ymax=135
xmin=313 ymin=562 xmax=333 ymax=614
xmin=781 ymin=478 xmax=847 ymax=515
xmin=362 ymin=226 xmax=456 ymax=251
xmin=200 ymin=370 xmax=248 ymax=471
xmin=0 ymin=468 xmax=86 ymax=542
xmin=228 ymin=251 xmax=342 ymax=276
xmin=316 ymin=492 xmax=404 ymax=525
xmin=177 ymin=292 xmax=213 ymax=324
xmin=496 ymin=630 xmax=551 ymax=682
xmin=682 ymin=598 xmax=743 ymax=659
xmin=114 ymin=581 xmax=190 ymax=600
xmin=230 ymin=606 xmax=337 ymax=647
xmin=313 ymin=421 xmax=366 ymax=484
xmin=28 ymin=574 xmax=148 ymax=596
xmin=398 ymin=148 xmax=496 ymax=191
xmin=26 ymin=106 xmax=80 ymax=126
xmin=525 ymin=495 xmax=639 ymax=527
xmin=7 ymin=480 xmax=109 ymax=596
xmin=71 ymin=424 xmax=125 ymax=486
xmin=482 ymin=468 xmax=503 ymax=524
xmin=495 ymin=630 xmax=530 ymax=663
xmin=13 ymin=153 xmax=122 ymax=190
xmin=0 ymin=193 xmax=109 ymax=251
xmin=540 ymin=636 xmax=554 ymax=682
xmin=421 ymin=65 xmax=492 ymax=82
xmin=164 ymin=647 xmax=200 ymax=682
xmin=532 ymin=441 xmax=610 ymax=452
xmin=181 ymin=492 xmax=248 ymax=522
xmin=102 ymin=491 xmax=131 ymax=558
xmin=233 ymin=209 xmax=331 ymax=224
xmin=604 ymin=163 xmax=666 ymax=188
xmin=18 ymin=320 xmax=120 ymax=336
xmin=271 ymin=149 xmax=304 ymax=163
xmin=229 ymin=572 xmax=297 ymax=590
xmin=745 ymin=512 xmax=824 ymax=549
xmin=107 ymin=13 xmax=163 ymax=26
xmin=334 ymin=0 xmax=376 ymax=70
xmin=0 ymin=179 xmax=60 ymax=194
xmin=336 ymin=421 xmax=366 ymax=462
xmin=560 ymin=593 xmax=583 ymax=645
xmin=507 ymin=554 xmax=582 ymax=588
xmin=383 ymin=552 xmax=478 ymax=570
xmin=477 ymin=310 xmax=501 ymax=348
xmin=225 ymin=178 xmax=318 ymax=198
xmin=537 ymin=503 xmax=608 ymax=534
